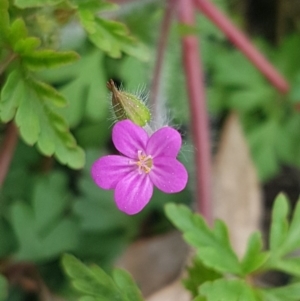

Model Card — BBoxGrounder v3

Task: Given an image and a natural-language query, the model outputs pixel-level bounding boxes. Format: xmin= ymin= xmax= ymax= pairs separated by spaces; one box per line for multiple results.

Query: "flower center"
xmin=135 ymin=150 xmax=153 ymax=174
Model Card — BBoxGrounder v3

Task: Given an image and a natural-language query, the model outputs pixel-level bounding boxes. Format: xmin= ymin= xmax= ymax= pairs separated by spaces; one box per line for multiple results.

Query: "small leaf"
xmin=274 ymin=258 xmax=300 ymax=277
xmin=0 ymin=70 xmax=23 ymax=122
xmin=183 ymin=256 xmax=222 ymax=297
xmin=0 ymin=274 xmax=8 ymax=301
xmin=241 ymin=232 xmax=269 ymax=275
xmin=260 ymin=282 xmax=300 ymax=301
xmin=22 ymin=50 xmax=79 ymax=70
xmin=280 ymin=199 xmax=300 ymax=254
xmin=62 ymin=254 xmax=131 ymax=301
xmin=269 ymin=193 xmax=289 ymax=252
xmin=78 ymin=8 xmax=148 ymax=60
xmin=8 ymin=18 xmax=28 ymax=46
xmin=165 ymin=204 xmax=242 ymax=275
xmin=14 ymin=0 xmax=64 ymax=8
xmin=199 ymin=279 xmax=260 ymax=301
xmin=0 ymin=0 xmax=9 ymax=43
xmin=1 ymin=70 xmax=85 ymax=169
xmin=10 ymin=173 xmax=78 ymax=261
xmin=113 ymin=269 xmax=144 ymax=301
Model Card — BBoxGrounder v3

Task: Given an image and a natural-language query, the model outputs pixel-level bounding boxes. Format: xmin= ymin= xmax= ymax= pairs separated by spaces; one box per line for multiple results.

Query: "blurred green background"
xmin=0 ymin=0 xmax=300 ymax=299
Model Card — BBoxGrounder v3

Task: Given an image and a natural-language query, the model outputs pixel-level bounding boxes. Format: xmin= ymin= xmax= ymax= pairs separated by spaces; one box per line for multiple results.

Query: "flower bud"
xmin=107 ymin=79 xmax=151 ymax=127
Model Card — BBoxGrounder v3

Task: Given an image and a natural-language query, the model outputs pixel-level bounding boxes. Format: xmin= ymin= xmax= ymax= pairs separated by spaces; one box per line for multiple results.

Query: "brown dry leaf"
xmin=116 ymin=230 xmax=189 ymax=297
xmin=212 ymin=112 xmax=262 ymax=256
xmin=146 ymin=279 xmax=191 ymax=301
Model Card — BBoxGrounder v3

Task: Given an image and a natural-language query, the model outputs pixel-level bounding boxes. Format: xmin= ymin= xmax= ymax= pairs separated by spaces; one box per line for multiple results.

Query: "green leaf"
xmin=248 ymin=120 xmax=281 ymax=180
xmin=241 ymin=232 xmax=269 ymax=275
xmin=183 ymin=256 xmax=222 ymax=297
xmin=62 ymin=254 xmax=143 ymax=301
xmin=228 ymin=87 xmax=273 ymax=112
xmin=263 ymin=194 xmax=300 ymax=276
xmin=10 ymin=172 xmax=79 ymax=261
xmin=8 ymin=18 xmax=28 ymax=47
xmin=199 ymin=279 xmax=260 ymax=301
xmin=165 ymin=204 xmax=242 ymax=275
xmin=113 ymin=269 xmax=144 ymax=301
xmin=22 ymin=50 xmax=79 ymax=70
xmin=0 ymin=70 xmax=23 ymax=122
xmin=280 ymin=198 xmax=300 ymax=254
xmin=0 ymin=70 xmax=85 ymax=169
xmin=59 ymin=50 xmax=108 ymax=126
xmin=269 ymin=193 xmax=289 ymax=252
xmin=14 ymin=0 xmax=64 ymax=8
xmin=0 ymin=274 xmax=8 ymax=301
xmin=274 ymin=257 xmax=300 ymax=277
xmin=78 ymin=8 xmax=148 ymax=60
xmin=0 ymin=0 xmax=9 ymax=43
xmin=260 ymin=282 xmax=300 ymax=301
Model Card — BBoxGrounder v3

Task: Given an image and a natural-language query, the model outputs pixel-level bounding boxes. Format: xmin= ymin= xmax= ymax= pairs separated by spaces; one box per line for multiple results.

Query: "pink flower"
xmin=91 ymin=120 xmax=188 ymax=215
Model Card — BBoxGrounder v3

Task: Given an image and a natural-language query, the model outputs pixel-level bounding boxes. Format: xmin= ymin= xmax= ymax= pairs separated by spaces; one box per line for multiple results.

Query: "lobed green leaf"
xmin=259 ymin=282 xmax=300 ymax=301
xmin=199 ymin=279 xmax=261 ymax=301
xmin=14 ymin=0 xmax=64 ymax=8
xmin=62 ymin=254 xmax=143 ymax=301
xmin=0 ymin=274 xmax=8 ymax=301
xmin=165 ymin=204 xmax=242 ymax=275
xmin=22 ymin=50 xmax=79 ymax=70
xmin=10 ymin=172 xmax=78 ymax=261
xmin=113 ymin=269 xmax=144 ymax=301
xmin=183 ymin=257 xmax=222 ymax=297
xmin=0 ymin=0 xmax=9 ymax=43
xmin=241 ymin=232 xmax=269 ymax=275
xmin=269 ymin=193 xmax=289 ymax=252
xmin=0 ymin=70 xmax=85 ymax=169
xmin=78 ymin=8 xmax=149 ymax=60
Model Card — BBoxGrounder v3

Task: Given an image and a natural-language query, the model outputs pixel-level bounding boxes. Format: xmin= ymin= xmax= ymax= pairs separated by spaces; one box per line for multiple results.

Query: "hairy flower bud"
xmin=107 ymin=79 xmax=151 ymax=127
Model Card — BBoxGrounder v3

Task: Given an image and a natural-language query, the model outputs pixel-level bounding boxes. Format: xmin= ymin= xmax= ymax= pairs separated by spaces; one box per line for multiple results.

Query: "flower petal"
xmin=113 ymin=120 xmax=148 ymax=159
xmin=91 ymin=155 xmax=133 ymax=189
xmin=115 ymin=172 xmax=153 ymax=215
xmin=150 ymin=157 xmax=188 ymax=193
xmin=146 ymin=126 xmax=182 ymax=158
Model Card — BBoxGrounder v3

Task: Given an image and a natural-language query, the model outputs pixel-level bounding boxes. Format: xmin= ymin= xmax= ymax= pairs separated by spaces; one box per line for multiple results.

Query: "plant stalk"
xmin=193 ymin=0 xmax=290 ymax=94
xmin=178 ymin=0 xmax=212 ymax=224
xmin=0 ymin=123 xmax=18 ymax=188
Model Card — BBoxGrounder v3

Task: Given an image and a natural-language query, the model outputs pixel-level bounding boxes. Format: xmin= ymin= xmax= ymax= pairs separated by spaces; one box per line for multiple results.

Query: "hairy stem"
xmin=178 ymin=0 xmax=212 ymax=224
xmin=193 ymin=0 xmax=290 ymax=94
xmin=149 ymin=0 xmax=174 ymax=121
xmin=0 ymin=123 xmax=18 ymax=188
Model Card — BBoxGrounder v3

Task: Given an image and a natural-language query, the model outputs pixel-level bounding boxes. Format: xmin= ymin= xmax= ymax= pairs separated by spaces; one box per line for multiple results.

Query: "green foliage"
xmin=11 ymin=172 xmax=79 ymax=261
xmin=14 ymin=0 xmax=64 ymax=8
xmin=165 ymin=203 xmax=242 ymax=275
xmin=0 ymin=274 xmax=8 ymax=301
xmin=183 ymin=257 xmax=222 ymax=297
xmin=165 ymin=194 xmax=300 ymax=301
xmin=207 ymin=35 xmax=300 ymax=181
xmin=0 ymin=0 xmax=9 ymax=43
xmin=62 ymin=254 xmax=144 ymax=301
xmin=0 ymin=70 xmax=85 ymax=169
xmin=77 ymin=3 xmax=149 ymax=60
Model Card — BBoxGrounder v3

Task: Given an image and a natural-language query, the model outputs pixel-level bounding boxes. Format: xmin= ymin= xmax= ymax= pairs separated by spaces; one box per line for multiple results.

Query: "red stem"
xmin=194 ymin=0 xmax=290 ymax=94
xmin=150 ymin=0 xmax=174 ymax=119
xmin=0 ymin=123 xmax=18 ymax=188
xmin=178 ymin=0 xmax=212 ymax=224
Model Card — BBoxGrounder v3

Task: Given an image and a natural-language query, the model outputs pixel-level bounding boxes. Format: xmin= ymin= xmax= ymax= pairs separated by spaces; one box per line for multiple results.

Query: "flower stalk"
xmin=178 ymin=0 xmax=213 ymax=224
xmin=193 ymin=0 xmax=290 ymax=94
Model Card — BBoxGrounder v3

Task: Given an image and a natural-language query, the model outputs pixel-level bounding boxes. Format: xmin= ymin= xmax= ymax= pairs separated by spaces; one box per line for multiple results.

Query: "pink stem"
xmin=150 ymin=0 xmax=174 ymax=119
xmin=178 ymin=0 xmax=212 ymax=224
xmin=0 ymin=123 xmax=18 ymax=188
xmin=194 ymin=0 xmax=290 ymax=94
